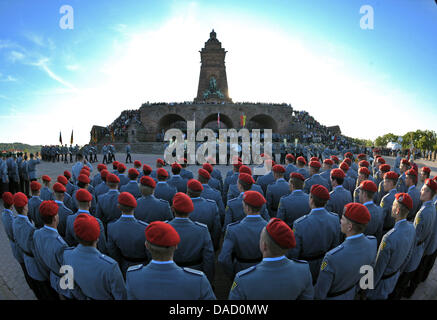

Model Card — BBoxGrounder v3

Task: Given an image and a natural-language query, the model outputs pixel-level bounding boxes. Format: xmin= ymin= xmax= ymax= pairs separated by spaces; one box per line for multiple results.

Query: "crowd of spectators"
xmin=106 ymin=110 xmax=141 ymax=137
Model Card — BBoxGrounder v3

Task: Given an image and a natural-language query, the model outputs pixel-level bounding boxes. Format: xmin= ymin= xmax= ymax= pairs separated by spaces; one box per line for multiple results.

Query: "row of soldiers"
xmin=40 ymin=145 xmax=105 ymax=164
xmin=1 ymin=150 xmax=437 ymax=299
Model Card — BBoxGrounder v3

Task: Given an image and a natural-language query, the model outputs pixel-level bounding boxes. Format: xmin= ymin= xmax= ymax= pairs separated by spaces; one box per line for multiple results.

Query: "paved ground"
xmin=0 ymin=153 xmax=436 ymax=300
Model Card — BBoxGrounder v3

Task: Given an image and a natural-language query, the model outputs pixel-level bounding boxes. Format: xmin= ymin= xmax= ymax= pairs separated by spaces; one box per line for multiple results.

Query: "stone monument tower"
xmin=194 ymin=29 xmax=232 ymax=103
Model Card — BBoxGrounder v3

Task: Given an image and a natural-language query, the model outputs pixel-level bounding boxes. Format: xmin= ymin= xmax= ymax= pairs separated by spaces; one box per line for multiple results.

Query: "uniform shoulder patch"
xmin=159 ymin=199 xmax=169 ymax=204
xmin=366 ymin=235 xmax=376 ymax=240
xmin=290 ymin=258 xmax=309 ymax=264
xmin=127 ymin=264 xmax=143 ymax=272
xmin=328 ymin=211 xmax=339 ymax=218
xmin=205 ymin=199 xmax=216 ymax=204
xmin=237 ymin=265 xmax=256 ymax=277
xmin=137 ymin=220 xmax=148 ymax=227
xmin=56 ymin=235 xmax=67 ymax=245
xmin=327 ymin=244 xmax=344 ymax=256
xmin=183 ymin=267 xmax=204 ymax=276
xmin=227 ymin=221 xmax=240 ymax=228
xmin=294 ymin=214 xmax=308 ymax=224
xmin=194 ymin=221 xmax=208 ymax=228
xmin=99 ymin=254 xmax=116 ymax=264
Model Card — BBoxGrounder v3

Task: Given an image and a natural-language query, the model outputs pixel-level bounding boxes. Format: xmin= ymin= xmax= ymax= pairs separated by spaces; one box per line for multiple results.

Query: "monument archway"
xmin=247 ymin=114 xmax=278 ymax=132
xmin=201 ymin=113 xmax=234 ymax=130
xmin=158 ymin=114 xmax=187 ymax=133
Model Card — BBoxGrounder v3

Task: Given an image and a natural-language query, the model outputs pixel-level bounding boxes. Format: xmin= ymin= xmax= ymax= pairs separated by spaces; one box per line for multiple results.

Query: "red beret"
xmin=406 ymin=169 xmax=418 ymax=177
xmin=128 ymin=168 xmax=139 ymax=178
xmin=266 ymin=218 xmax=296 ymax=249
xmin=145 ymin=221 xmax=180 ymax=247
xmin=2 ymin=192 xmax=14 ymax=206
xmin=198 ymin=168 xmax=211 ymax=180
xmin=359 ymin=160 xmax=369 ymax=168
xmin=401 ymin=159 xmax=410 ymax=166
xmin=202 ymin=163 xmax=213 ymax=173
xmin=384 ymin=171 xmax=399 ymax=180
xmin=157 ymin=168 xmax=168 ymax=178
xmin=323 ymin=159 xmax=334 ymax=166
xmin=117 ymin=163 xmax=126 ymax=173
xmin=310 ymin=157 xmax=319 ymax=162
xmin=100 ymin=169 xmax=109 ymax=179
xmin=243 ymin=190 xmax=266 ymax=208
xmin=57 ymin=175 xmax=68 ymax=185
xmin=358 ymin=167 xmax=370 ymax=176
xmin=42 ymin=175 xmax=51 ymax=182
xmin=134 ymin=160 xmax=142 ymax=167
xmin=376 ymin=157 xmax=386 ymax=164
xmin=187 ymin=179 xmax=203 ymax=192
xmin=39 ymin=200 xmax=59 ymax=217
xmin=233 ymin=161 xmax=243 ymax=169
xmin=290 ymin=172 xmax=305 ymax=181
xmin=74 ymin=213 xmax=100 ymax=242
xmin=343 ymin=158 xmax=352 ymax=165
xmin=331 ymin=155 xmax=339 ymax=163
xmin=239 ymin=173 xmax=255 ymax=185
xmin=172 ymin=162 xmax=182 ymax=170
xmin=79 ymin=169 xmax=90 ymax=177
xmin=53 ymin=182 xmax=66 ymax=193
xmin=358 ymin=153 xmax=367 ymax=159
xmin=286 ymin=154 xmax=295 ymax=161
xmin=344 ymin=203 xmax=371 ymax=225
xmin=172 ymin=192 xmax=194 ymax=214
xmin=395 ymin=193 xmax=413 ymax=210
xmin=331 ymin=168 xmax=345 ymax=179
xmin=143 ymin=164 xmax=152 ymax=174
xmin=379 ymin=164 xmax=391 ymax=172
xmin=81 ymin=165 xmax=90 ymax=171
xmin=156 ymin=158 xmax=165 ymax=166
xmin=340 ymin=162 xmax=349 ymax=171
xmin=13 ymin=192 xmax=28 ymax=208
xmin=112 ymin=161 xmax=119 ymax=168
xmin=78 ymin=174 xmax=90 ymax=184
xmin=140 ymin=176 xmax=156 ymax=188
xmin=344 ymin=152 xmax=353 ymax=158
xmin=30 ymin=181 xmax=42 ymax=191
xmin=64 ymin=170 xmax=71 ymax=179
xmin=272 ymin=165 xmax=286 ymax=173
xmin=421 ymin=167 xmax=431 ymax=174
xmin=107 ymin=173 xmax=120 ymax=184
xmin=97 ymin=164 xmax=107 ymax=171
xmin=310 ymin=184 xmax=330 ymax=200
xmin=309 ymin=161 xmax=321 ymax=169
xmin=118 ymin=192 xmax=137 ymax=208
xmin=425 ymin=178 xmax=437 ymax=192
xmin=239 ymin=165 xmax=252 ymax=175
xmin=360 ymin=180 xmax=378 ymax=193
xmin=75 ymin=189 xmax=92 ymax=202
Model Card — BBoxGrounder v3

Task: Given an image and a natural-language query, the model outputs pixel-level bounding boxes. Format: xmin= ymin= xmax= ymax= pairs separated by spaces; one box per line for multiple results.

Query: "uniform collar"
xmin=172 ymin=174 xmax=181 ymax=178
xmin=108 ymin=189 xmax=119 ymax=193
xmin=389 ymin=188 xmax=397 ymax=194
xmin=129 ymin=180 xmax=137 ymax=183
xmin=395 ymin=219 xmax=407 ymax=227
xmin=310 ymin=207 xmax=326 ymax=214
xmin=151 ymin=260 xmax=174 ymax=264
xmin=245 ymin=214 xmax=261 ymax=218
xmin=77 ymin=209 xmax=90 ymax=214
xmin=263 ymin=255 xmax=286 ymax=262
xmin=363 ymin=201 xmax=374 ymax=206
xmin=16 ymin=214 xmax=30 ymax=222
xmin=346 ymin=233 xmax=363 ymax=240
xmin=43 ymin=225 xmax=59 ymax=233
xmin=276 ymin=178 xmax=286 ymax=183
xmin=3 ymin=208 xmax=13 ymax=215
xmin=191 ymin=197 xmax=201 ymax=201
xmin=157 ymin=181 xmax=167 ymax=184
xmin=291 ymin=189 xmax=303 ymax=195
xmin=77 ymin=244 xmax=99 ymax=254
xmin=408 ymin=185 xmax=416 ymax=192
xmin=121 ymin=214 xmax=135 ymax=218
xmin=54 ymin=200 xmax=64 ymax=206
xmin=423 ymin=200 xmax=433 ymax=207
xmin=174 ymin=217 xmax=189 ymax=220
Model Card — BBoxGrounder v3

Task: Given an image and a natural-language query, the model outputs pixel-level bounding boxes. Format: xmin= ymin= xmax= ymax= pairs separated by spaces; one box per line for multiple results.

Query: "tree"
xmin=374 ymin=133 xmax=400 ymax=147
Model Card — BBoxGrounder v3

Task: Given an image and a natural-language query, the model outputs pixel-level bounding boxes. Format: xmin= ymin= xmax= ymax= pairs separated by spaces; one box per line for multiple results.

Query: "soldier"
xmin=91 ymin=164 xmax=107 ymax=188
xmin=320 ymin=159 xmax=334 ymax=191
xmin=367 ymin=193 xmax=416 ymax=300
xmin=287 ymin=185 xmax=341 ymax=283
xmin=381 ymin=171 xmax=400 ymax=234
xmin=167 ymin=163 xmax=187 ymax=193
xmin=198 ymin=168 xmax=225 ymax=225
xmin=331 ymin=155 xmax=340 ymax=169
xmin=125 ymin=143 xmax=132 ymax=164
xmin=405 ymin=169 xmax=422 ymax=221
xmin=154 ymin=168 xmax=176 ymax=204
xmin=227 ymin=166 xmax=264 ymax=202
xmin=303 ymin=161 xmax=330 ymax=194
xmin=120 ymin=168 xmax=141 ymax=198
xmin=27 ymin=153 xmax=40 ymax=182
xmin=224 ymin=161 xmax=243 ymax=200
xmin=116 ymin=163 xmax=129 ymax=188
xmin=203 ymin=163 xmax=221 ymax=192
xmin=186 ymin=179 xmax=221 ymax=251
xmin=358 ymin=180 xmax=384 ymax=244
xmin=396 ymin=159 xmax=411 ymax=193
xmin=6 ymin=153 xmax=19 ymax=194
xmin=107 ymin=192 xmax=150 ymax=277
xmin=180 ymin=157 xmax=194 ymax=181
xmin=95 ymin=174 xmax=122 ymax=228
xmin=169 ymin=193 xmax=215 ymax=283
xmin=110 ymin=161 xmax=119 ymax=175
xmin=420 ymin=167 xmax=431 ymax=185
xmin=326 ymin=168 xmax=352 ymax=217
xmin=284 ymin=154 xmax=297 ymax=182
xmin=72 ymin=154 xmax=93 ymax=184
xmin=255 ymin=160 xmax=276 ymax=196
xmin=20 ymin=154 xmax=30 ymax=197
xmin=266 ymin=165 xmax=290 ymax=218
xmin=219 ymin=191 xmax=268 ymax=279
xmin=133 ymin=160 xmax=142 ymax=173
xmin=138 ymin=164 xmax=153 ymax=183
xmin=372 ymin=157 xmax=386 ymax=183
xmin=40 ymin=175 xmax=54 ymax=201
xmin=28 ymin=181 xmax=44 ymax=229
xmin=376 ymin=164 xmax=391 ymax=205
xmin=343 ymin=158 xmax=357 ymax=188
xmin=339 ymin=162 xmax=355 ymax=196
xmin=134 ymin=176 xmax=172 ymax=223
xmin=229 ymin=218 xmax=313 ymax=300
xmin=102 ymin=144 xmax=109 ymax=164
xmin=52 ymin=182 xmax=73 ymax=238
xmin=353 ymin=167 xmax=374 ymax=203
xmin=0 ymin=152 xmax=8 ymax=197
xmin=65 ymin=189 xmax=107 ymax=254
xmin=69 ymin=145 xmax=74 ymax=163
xmin=109 ymin=144 xmax=116 ymax=162
xmin=71 ymin=174 xmax=97 ymax=215
xmin=63 ymin=170 xmax=75 ymax=197
xmin=315 ymin=203 xmax=377 ymax=300
xmin=94 ymin=170 xmax=110 ymax=200
xmin=295 ymin=157 xmax=309 ymax=180
xmin=63 ymin=213 xmax=126 ymax=299
xmin=125 ymin=221 xmax=216 ymax=300
xmin=207 ymin=157 xmax=223 ymax=188
xmin=63 ymin=144 xmax=69 ymax=164
xmin=150 ymin=158 xmax=169 ymax=179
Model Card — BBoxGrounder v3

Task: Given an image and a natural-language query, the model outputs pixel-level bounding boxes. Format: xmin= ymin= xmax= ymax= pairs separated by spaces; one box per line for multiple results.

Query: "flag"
xmin=217 ymin=112 xmax=220 ymax=129
xmin=110 ymin=127 xmax=115 ymax=142
xmin=59 ymin=131 xmax=63 ymax=145
xmin=240 ymin=115 xmax=246 ymax=127
xmin=92 ymin=128 xmax=97 ymax=143
xmin=70 ymin=130 xmax=74 ymax=145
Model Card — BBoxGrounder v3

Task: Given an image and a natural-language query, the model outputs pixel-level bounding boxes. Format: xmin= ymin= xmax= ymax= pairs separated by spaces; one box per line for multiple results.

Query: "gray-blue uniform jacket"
xmin=20 ymin=160 xmax=29 ymax=181
xmin=363 ymin=201 xmax=384 ymax=244
xmin=376 ymin=180 xmax=388 ymax=206
xmin=288 ymin=207 xmax=341 ymax=282
xmin=303 ymin=174 xmax=330 ymax=194
xmin=167 ymin=174 xmax=188 ymax=193
xmin=285 ymin=163 xmax=298 ymax=181
xmin=65 ymin=210 xmax=107 ymax=254
xmin=28 ymin=196 xmax=44 ymax=229
xmin=106 ymin=215 xmax=150 ymax=275
xmin=208 ymin=176 xmax=222 ymax=192
xmin=6 ymin=158 xmax=19 ymax=182
xmin=71 ymin=186 xmax=97 ymax=215
xmin=211 ymin=168 xmax=223 ymax=185
xmin=150 ymin=168 xmax=170 ymax=179
xmin=227 ymin=183 xmax=264 ymax=203
xmin=126 ymin=261 xmax=216 ymax=300
xmin=381 ymin=188 xmax=397 ymax=232
xmin=255 ymin=171 xmax=276 ymax=195
xmin=94 ymin=181 xmax=110 ymax=200
xmin=296 ymin=167 xmax=310 ymax=180
xmin=120 ymin=180 xmax=141 ymax=199
xmin=12 ymin=215 xmax=47 ymax=281
xmin=27 ymin=158 xmax=40 ymax=180
xmin=404 ymin=200 xmax=436 ymax=273
xmin=0 ymin=158 xmax=8 ymax=183
xmin=407 ymin=185 xmax=422 ymax=221
xmin=117 ymin=173 xmax=130 ymax=188
xmin=201 ymin=183 xmax=225 ymax=223
xmin=366 ymin=219 xmax=416 ymax=300
xmin=63 ymin=192 xmax=74 ymax=211
xmin=91 ymin=174 xmax=102 ymax=188
xmin=223 ymin=172 xmax=240 ymax=199
xmin=2 ymin=208 xmax=22 ymax=263
xmin=315 ymin=233 xmax=377 ymax=300
xmin=326 ymin=185 xmax=352 ymax=217
xmin=180 ymin=168 xmax=194 ymax=181
xmin=424 ymin=200 xmax=437 ymax=256
xmin=154 ymin=181 xmax=177 ymax=204
xmin=169 ymin=218 xmax=215 ymax=283
xmin=66 ymin=181 xmax=75 ymax=197
xmin=40 ymin=186 xmax=54 ymax=201
xmin=396 ymin=173 xmax=407 ymax=193
xmin=95 ymin=189 xmax=122 ymax=226
xmin=277 ymin=189 xmax=311 ymax=228
xmin=54 ymin=200 xmax=74 ymax=238
xmin=189 ymin=197 xmax=221 ymax=250
xmin=63 ymin=244 xmax=127 ymax=300
xmin=266 ymin=178 xmax=291 ymax=218
xmin=228 ymin=256 xmax=314 ymax=300
xmin=134 ymin=195 xmax=172 ymax=223
xmin=320 ymin=169 xmax=333 ymax=191
xmin=218 ymin=215 xmax=268 ymax=278
xmin=224 ymin=193 xmax=270 ymax=232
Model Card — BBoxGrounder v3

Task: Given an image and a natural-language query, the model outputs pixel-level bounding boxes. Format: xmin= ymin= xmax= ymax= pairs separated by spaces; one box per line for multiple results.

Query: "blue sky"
xmin=1 ymin=0 xmax=436 ymax=145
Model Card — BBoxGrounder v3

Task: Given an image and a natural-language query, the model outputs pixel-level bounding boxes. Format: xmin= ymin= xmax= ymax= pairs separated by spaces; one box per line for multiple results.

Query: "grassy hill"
xmin=0 ymin=143 xmax=42 ymax=154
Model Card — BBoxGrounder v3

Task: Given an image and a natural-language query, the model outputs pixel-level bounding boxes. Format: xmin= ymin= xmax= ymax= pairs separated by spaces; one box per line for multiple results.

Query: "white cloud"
xmin=66 ymin=64 xmax=80 ymax=71
xmin=30 ymin=58 xmax=77 ymax=90
xmin=8 ymin=50 xmax=25 ymax=62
